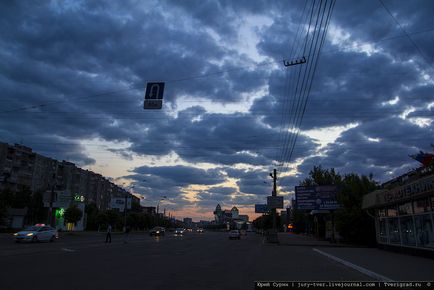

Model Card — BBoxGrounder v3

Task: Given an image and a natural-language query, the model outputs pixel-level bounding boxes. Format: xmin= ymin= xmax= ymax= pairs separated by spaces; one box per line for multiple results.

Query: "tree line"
xmin=253 ymin=166 xmax=378 ymax=246
xmin=0 ymin=187 xmax=181 ymax=231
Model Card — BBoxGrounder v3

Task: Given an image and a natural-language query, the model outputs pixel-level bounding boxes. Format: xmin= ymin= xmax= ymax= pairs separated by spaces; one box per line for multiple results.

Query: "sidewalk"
xmin=276 ymin=232 xmax=368 ymax=248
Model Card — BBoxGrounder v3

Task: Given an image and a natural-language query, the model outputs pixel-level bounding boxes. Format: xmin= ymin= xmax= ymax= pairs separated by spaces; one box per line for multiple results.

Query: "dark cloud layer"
xmin=1 ymin=1 xmax=433 ymax=218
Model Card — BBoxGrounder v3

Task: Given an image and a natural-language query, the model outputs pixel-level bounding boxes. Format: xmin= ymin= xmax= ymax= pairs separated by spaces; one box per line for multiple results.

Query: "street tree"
xmin=27 ymin=190 xmax=46 ymax=225
xmin=296 ymin=166 xmax=378 ymax=245
xmin=84 ymin=203 xmax=99 ymax=230
xmin=64 ymin=204 xmax=83 ymax=225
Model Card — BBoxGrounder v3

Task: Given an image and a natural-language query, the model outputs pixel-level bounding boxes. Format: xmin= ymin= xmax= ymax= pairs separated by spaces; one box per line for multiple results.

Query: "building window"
xmin=414 ymin=198 xmax=430 ymax=214
xmin=398 ymin=202 xmax=413 ymax=216
xmin=378 ymin=218 xmax=388 ymax=243
xmin=377 ymin=209 xmax=387 ymax=217
xmin=387 ymin=218 xmax=400 ymax=244
xmin=387 ymin=206 xmax=398 ymax=217
xmin=400 ymin=216 xmax=416 ymax=246
xmin=414 ymin=214 xmax=434 ymax=248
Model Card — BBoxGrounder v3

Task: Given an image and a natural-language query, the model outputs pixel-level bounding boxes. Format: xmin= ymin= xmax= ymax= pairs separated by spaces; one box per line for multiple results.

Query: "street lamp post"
xmin=48 ymin=172 xmax=57 ymax=227
xmin=156 ymin=196 xmax=167 ymax=226
xmin=123 ymin=185 xmax=134 ymax=232
xmin=266 ymin=169 xmax=279 ymax=243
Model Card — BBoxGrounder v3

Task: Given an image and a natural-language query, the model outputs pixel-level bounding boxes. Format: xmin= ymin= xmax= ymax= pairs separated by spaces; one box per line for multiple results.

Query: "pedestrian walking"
xmin=123 ymin=225 xmax=131 ymax=244
xmin=105 ymin=224 xmax=112 ymax=243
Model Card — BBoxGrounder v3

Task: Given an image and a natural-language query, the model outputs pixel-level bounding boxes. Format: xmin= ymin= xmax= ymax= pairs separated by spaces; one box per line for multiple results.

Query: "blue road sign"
xmin=144 ymin=82 xmax=165 ymax=109
xmin=255 ymin=204 xmax=269 ymax=213
xmin=295 ymin=185 xmax=341 ymax=210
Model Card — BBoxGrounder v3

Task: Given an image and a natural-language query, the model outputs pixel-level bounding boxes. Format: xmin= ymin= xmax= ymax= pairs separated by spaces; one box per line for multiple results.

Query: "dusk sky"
xmin=1 ymin=0 xmax=433 ymax=221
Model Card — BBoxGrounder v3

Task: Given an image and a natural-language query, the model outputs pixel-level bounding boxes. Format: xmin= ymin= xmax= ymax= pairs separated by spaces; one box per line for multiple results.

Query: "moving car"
xmin=149 ymin=226 xmax=165 ymax=236
xmin=196 ymin=228 xmax=204 ymax=233
xmin=228 ymin=230 xmax=240 ymax=240
xmin=14 ymin=224 xmax=58 ymax=243
xmin=174 ymin=228 xmax=184 ymax=235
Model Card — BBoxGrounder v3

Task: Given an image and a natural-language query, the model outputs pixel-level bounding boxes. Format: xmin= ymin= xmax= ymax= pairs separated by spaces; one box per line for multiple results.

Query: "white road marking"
xmin=312 ymin=248 xmax=394 ymax=282
xmin=61 ymin=248 xmax=76 ymax=252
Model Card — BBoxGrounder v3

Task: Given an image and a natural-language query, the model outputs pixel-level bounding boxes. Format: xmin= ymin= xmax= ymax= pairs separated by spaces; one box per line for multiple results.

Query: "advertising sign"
xmin=255 ymin=204 xmax=269 ymax=213
xmin=110 ymin=197 xmax=132 ymax=212
xmin=43 ymin=191 xmax=72 ymax=208
xmin=267 ymin=196 xmax=284 ymax=209
xmin=295 ymin=185 xmax=340 ymax=210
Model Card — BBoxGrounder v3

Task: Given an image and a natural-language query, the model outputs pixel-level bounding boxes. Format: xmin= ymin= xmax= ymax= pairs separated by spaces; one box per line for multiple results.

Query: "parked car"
xmin=149 ymin=226 xmax=165 ymax=236
xmin=228 ymin=230 xmax=240 ymax=240
xmin=14 ymin=224 xmax=58 ymax=243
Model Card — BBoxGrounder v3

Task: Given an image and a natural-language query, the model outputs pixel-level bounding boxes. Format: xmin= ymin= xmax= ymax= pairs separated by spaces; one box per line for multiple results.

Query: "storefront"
xmin=362 ymin=170 xmax=434 ymax=251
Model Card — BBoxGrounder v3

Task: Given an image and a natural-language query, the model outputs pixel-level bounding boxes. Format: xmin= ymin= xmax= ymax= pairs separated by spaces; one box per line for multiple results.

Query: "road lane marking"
xmin=312 ymin=248 xmax=394 ymax=282
xmin=61 ymin=248 xmax=76 ymax=252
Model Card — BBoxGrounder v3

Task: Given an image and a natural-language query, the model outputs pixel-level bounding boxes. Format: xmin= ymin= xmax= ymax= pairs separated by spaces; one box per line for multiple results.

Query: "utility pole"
xmin=271 ymin=168 xmax=277 ymax=231
xmin=156 ymin=196 xmax=166 ymax=227
xmin=156 ymin=202 xmax=160 ymax=226
xmin=48 ymin=172 xmax=56 ymax=227
xmin=123 ymin=193 xmax=128 ymax=232
xmin=266 ymin=168 xmax=279 ymax=243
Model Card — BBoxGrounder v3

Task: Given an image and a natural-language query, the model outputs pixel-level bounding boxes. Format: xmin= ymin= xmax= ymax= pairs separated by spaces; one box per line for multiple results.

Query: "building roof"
xmin=231 ymin=206 xmax=238 ymax=211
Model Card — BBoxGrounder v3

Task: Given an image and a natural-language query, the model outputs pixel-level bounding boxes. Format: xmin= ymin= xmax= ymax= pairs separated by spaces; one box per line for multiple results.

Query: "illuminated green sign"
xmin=74 ymin=194 xmax=85 ymax=202
xmin=55 ymin=208 xmax=65 ymax=219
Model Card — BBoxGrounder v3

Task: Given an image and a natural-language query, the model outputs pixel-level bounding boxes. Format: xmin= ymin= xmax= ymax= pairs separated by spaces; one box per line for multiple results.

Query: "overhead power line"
xmin=277 ymin=0 xmax=336 ymax=182
xmin=0 ymin=60 xmax=277 ymax=114
xmin=378 ymin=0 xmax=433 ymax=71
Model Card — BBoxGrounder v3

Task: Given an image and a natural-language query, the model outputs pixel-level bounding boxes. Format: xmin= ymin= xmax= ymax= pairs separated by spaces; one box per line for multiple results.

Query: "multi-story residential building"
xmin=183 ymin=217 xmax=193 ymax=228
xmin=31 ymin=154 xmax=57 ymax=193
xmin=0 ymin=142 xmax=137 ymax=212
xmin=0 ymin=144 xmax=36 ymax=192
xmin=0 ymin=142 xmax=9 ymax=183
xmin=142 ymin=206 xmax=156 ymax=215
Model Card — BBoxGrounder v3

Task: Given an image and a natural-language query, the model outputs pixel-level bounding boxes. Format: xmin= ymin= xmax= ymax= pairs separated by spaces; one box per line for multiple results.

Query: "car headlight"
xmin=13 ymin=233 xmax=18 ymax=236
xmin=26 ymin=233 xmax=34 ymax=236
xmin=156 ymin=231 xmax=160 ymax=234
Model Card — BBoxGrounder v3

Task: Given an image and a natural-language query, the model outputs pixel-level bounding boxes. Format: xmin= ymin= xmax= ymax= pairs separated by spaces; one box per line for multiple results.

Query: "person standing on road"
xmin=123 ymin=225 xmax=131 ymax=244
xmin=105 ymin=224 xmax=112 ymax=243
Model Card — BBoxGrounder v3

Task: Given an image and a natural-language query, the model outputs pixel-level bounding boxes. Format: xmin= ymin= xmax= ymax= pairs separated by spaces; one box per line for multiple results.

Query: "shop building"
xmin=362 ymin=166 xmax=434 ymax=252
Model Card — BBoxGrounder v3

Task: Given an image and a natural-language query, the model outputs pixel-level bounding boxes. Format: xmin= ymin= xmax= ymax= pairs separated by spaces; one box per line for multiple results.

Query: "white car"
xmin=14 ymin=224 xmax=58 ymax=243
xmin=228 ymin=230 xmax=240 ymax=240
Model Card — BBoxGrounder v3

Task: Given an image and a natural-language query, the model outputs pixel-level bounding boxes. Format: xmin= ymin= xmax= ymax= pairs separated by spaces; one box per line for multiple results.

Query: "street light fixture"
xmin=156 ymin=196 xmax=167 ymax=214
xmin=156 ymin=196 xmax=167 ymax=226
xmin=123 ymin=185 xmax=135 ymax=232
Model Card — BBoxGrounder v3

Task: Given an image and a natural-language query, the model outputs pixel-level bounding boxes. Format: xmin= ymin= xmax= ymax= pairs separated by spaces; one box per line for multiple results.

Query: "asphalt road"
xmin=0 ymin=231 xmax=433 ymax=290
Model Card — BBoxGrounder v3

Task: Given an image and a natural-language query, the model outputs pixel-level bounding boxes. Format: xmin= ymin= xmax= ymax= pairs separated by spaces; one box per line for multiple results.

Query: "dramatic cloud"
xmin=1 ymin=0 xmax=433 ymax=220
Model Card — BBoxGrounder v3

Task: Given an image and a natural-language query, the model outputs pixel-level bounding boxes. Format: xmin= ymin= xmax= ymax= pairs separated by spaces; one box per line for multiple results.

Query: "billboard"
xmin=267 ymin=196 xmax=284 ymax=209
xmin=295 ymin=185 xmax=340 ymax=210
xmin=110 ymin=197 xmax=132 ymax=212
xmin=255 ymin=204 xmax=269 ymax=213
xmin=43 ymin=191 xmax=72 ymax=208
